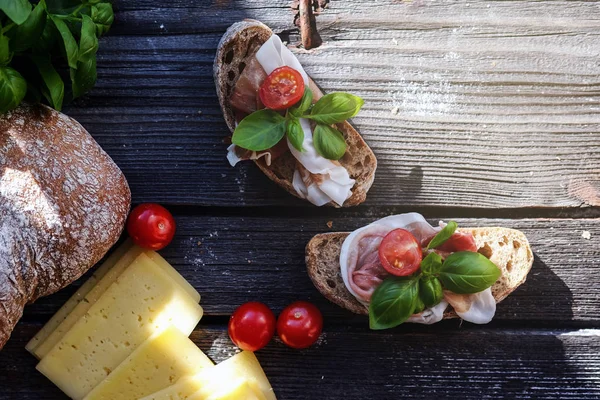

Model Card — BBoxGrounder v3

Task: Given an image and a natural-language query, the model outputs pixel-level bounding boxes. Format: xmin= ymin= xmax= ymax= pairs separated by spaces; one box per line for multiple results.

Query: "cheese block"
xmin=195 ymin=379 xmax=266 ymax=400
xmin=31 ymin=244 xmax=200 ymax=360
xmin=84 ymin=325 xmax=213 ymax=400
xmin=141 ymin=351 xmax=276 ymax=400
xmin=36 ymin=253 xmax=203 ymax=400
xmin=25 ymin=240 xmax=134 ymax=354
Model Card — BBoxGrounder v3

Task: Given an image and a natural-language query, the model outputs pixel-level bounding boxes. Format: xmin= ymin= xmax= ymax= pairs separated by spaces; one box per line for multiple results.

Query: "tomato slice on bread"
xmin=378 ymin=229 xmax=423 ymax=276
xmin=259 ymin=66 xmax=305 ymax=110
xmin=424 ymin=231 xmax=477 ymax=253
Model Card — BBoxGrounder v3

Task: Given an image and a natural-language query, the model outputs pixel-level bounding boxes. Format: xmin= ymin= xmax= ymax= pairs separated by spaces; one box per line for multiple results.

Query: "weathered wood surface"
xmin=25 ymin=216 xmax=600 ymax=324
xmin=62 ymin=0 xmax=600 ymax=208
xmin=3 ymin=323 xmax=600 ymax=400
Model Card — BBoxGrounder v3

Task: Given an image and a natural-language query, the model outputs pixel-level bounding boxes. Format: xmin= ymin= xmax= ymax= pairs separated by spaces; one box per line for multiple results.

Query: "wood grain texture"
xmin=3 ymin=323 xmax=600 ymax=400
xmin=24 ymin=216 xmax=600 ymax=323
xmin=61 ymin=0 xmax=600 ymax=208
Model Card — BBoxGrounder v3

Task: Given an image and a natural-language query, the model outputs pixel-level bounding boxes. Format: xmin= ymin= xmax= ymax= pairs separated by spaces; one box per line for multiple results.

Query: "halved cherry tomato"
xmin=259 ymin=66 xmax=305 ymax=110
xmin=430 ymin=231 xmax=477 ymax=253
xmin=228 ymin=302 xmax=276 ymax=352
xmin=378 ymin=228 xmax=422 ymax=276
xmin=277 ymin=301 xmax=323 ymax=349
xmin=127 ymin=203 xmax=176 ymax=250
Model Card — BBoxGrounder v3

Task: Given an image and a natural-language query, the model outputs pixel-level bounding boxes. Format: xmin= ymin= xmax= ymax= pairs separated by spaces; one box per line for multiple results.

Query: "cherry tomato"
xmin=378 ymin=228 xmax=422 ymax=276
xmin=127 ymin=203 xmax=176 ymax=250
xmin=259 ymin=66 xmax=305 ymax=110
xmin=228 ymin=302 xmax=276 ymax=352
xmin=277 ymin=301 xmax=323 ymax=349
xmin=433 ymin=231 xmax=477 ymax=253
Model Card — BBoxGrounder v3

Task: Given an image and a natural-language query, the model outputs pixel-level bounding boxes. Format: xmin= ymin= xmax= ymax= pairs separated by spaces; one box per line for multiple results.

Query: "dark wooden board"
xmin=24 ymin=215 xmax=600 ymax=324
xmin=3 ymin=323 xmax=600 ymax=400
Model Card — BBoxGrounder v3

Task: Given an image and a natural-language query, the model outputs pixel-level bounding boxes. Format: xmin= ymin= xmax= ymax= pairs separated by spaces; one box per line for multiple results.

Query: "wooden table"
xmin=2 ymin=0 xmax=600 ymax=398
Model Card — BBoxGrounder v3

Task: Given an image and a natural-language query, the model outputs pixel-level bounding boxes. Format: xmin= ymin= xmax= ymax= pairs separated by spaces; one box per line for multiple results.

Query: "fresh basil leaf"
xmin=438 ymin=251 xmax=501 ymax=294
xmin=91 ymin=3 xmax=114 ymax=37
xmin=78 ymin=15 xmax=98 ymax=63
xmin=414 ymin=295 xmax=425 ymax=314
xmin=286 ymin=117 xmax=304 ymax=152
xmin=10 ymin=0 xmax=46 ymax=53
xmin=313 ymin=124 xmax=346 ymax=160
xmin=232 ymin=109 xmax=287 ymax=151
xmin=70 ymin=57 xmax=96 ymax=99
xmin=306 ymin=92 xmax=364 ymax=125
xmin=34 ymin=17 xmax=58 ymax=53
xmin=50 ymin=16 xmax=78 ymax=69
xmin=420 ymin=252 xmax=443 ymax=276
xmin=0 ymin=33 xmax=10 ymax=66
xmin=0 ymin=0 xmax=32 ymax=25
xmin=0 ymin=66 xmax=27 ymax=113
xmin=427 ymin=221 xmax=458 ymax=250
xmin=369 ymin=277 xmax=419 ymax=330
xmin=31 ymin=56 xmax=64 ymax=110
xmin=289 ymin=87 xmax=313 ymax=117
xmin=419 ymin=276 xmax=443 ymax=308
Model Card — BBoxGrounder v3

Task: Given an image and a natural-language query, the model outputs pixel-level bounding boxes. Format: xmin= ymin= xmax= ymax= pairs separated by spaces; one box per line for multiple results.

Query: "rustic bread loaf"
xmin=0 ymin=103 xmax=131 ymax=349
xmin=214 ymin=19 xmax=377 ymax=207
xmin=306 ymin=227 xmax=534 ymax=316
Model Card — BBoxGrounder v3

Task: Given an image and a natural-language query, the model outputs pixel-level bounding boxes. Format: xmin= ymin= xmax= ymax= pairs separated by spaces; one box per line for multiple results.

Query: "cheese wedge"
xmin=25 ymin=239 xmax=134 ymax=354
xmin=141 ymin=351 xmax=276 ymax=400
xmin=31 ymin=244 xmax=200 ymax=360
xmin=83 ymin=325 xmax=213 ymax=400
xmin=36 ymin=253 xmax=203 ymax=400
xmin=193 ymin=379 xmax=266 ymax=400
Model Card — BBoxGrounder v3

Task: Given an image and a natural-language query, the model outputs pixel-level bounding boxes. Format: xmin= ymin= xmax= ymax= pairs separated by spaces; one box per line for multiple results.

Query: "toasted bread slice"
xmin=214 ymin=20 xmax=377 ymax=207
xmin=306 ymin=227 xmax=534 ymax=317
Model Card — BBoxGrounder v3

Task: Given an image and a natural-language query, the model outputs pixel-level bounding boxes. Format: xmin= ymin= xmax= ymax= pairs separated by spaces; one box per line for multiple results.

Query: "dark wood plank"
xmin=59 ymin=0 xmax=600 ymax=208
xmin=2 ymin=323 xmax=599 ymax=400
xmin=23 ymin=215 xmax=600 ymax=323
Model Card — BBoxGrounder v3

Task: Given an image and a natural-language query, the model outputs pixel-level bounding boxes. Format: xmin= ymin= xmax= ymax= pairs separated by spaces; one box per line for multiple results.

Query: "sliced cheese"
xmin=26 ymin=239 xmax=134 ymax=354
xmin=36 ymin=253 xmax=203 ymax=400
xmin=32 ymin=245 xmax=200 ymax=360
xmin=195 ymin=379 xmax=266 ymax=400
xmin=141 ymin=351 xmax=276 ymax=400
xmin=83 ymin=325 xmax=213 ymax=400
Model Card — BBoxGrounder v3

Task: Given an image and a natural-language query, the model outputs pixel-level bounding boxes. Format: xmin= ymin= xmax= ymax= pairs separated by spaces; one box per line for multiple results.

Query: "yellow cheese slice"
xmin=83 ymin=325 xmax=213 ymax=400
xmin=36 ymin=253 xmax=203 ymax=400
xmin=196 ymin=379 xmax=266 ymax=400
xmin=25 ymin=239 xmax=134 ymax=354
xmin=31 ymin=244 xmax=200 ymax=360
xmin=141 ymin=351 xmax=276 ymax=400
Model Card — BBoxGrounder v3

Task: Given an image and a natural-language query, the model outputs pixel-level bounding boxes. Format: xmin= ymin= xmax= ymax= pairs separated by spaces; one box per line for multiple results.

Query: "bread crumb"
xmin=582 ymin=231 xmax=591 ymax=240
xmin=326 ymin=221 xmax=333 ymax=228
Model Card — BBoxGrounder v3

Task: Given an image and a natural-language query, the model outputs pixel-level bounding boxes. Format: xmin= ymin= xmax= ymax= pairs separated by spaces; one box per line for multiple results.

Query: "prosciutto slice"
xmin=228 ymin=34 xmax=355 ymax=206
xmin=229 ymin=57 xmax=266 ymax=115
xmin=340 ymin=213 xmax=497 ymax=325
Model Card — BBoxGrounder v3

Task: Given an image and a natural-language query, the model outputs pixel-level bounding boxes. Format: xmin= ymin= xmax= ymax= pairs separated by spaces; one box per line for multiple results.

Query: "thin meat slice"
xmin=229 ymin=57 xmax=267 ymax=116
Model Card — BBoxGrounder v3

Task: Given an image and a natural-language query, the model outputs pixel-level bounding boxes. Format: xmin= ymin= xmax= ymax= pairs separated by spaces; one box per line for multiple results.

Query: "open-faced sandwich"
xmin=306 ymin=213 xmax=534 ymax=329
xmin=214 ymin=20 xmax=377 ymax=207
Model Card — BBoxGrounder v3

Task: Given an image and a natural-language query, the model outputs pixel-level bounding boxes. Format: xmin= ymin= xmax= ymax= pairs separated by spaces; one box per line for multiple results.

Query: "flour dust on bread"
xmin=0 ymin=104 xmax=131 ymax=349
xmin=214 ymin=19 xmax=377 ymax=207
xmin=306 ymin=215 xmax=534 ymax=321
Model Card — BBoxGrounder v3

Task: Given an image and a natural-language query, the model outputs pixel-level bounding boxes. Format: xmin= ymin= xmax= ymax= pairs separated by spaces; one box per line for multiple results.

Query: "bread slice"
xmin=214 ymin=19 xmax=377 ymax=207
xmin=306 ymin=227 xmax=534 ymax=317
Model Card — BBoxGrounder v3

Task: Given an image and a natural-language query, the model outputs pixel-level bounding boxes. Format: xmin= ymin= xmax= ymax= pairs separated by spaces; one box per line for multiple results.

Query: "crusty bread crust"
xmin=214 ymin=20 xmax=377 ymax=207
xmin=0 ymin=104 xmax=131 ymax=349
xmin=306 ymin=227 xmax=534 ymax=317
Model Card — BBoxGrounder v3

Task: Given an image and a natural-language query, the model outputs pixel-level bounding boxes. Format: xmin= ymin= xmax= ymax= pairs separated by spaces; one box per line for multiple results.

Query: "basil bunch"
xmin=232 ymin=87 xmax=364 ymax=160
xmin=0 ymin=0 xmax=114 ymax=113
xmin=369 ymin=222 xmax=501 ymax=330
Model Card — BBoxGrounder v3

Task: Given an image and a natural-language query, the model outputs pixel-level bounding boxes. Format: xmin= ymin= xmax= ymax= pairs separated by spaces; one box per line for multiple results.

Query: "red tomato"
xmin=259 ymin=66 xmax=305 ymax=110
xmin=378 ymin=228 xmax=422 ymax=276
xmin=277 ymin=301 xmax=323 ymax=349
xmin=431 ymin=231 xmax=477 ymax=253
xmin=126 ymin=203 xmax=176 ymax=250
xmin=228 ymin=302 xmax=276 ymax=352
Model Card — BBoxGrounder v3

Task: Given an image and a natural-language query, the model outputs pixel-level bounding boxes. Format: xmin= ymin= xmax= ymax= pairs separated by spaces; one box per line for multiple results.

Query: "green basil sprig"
xmin=437 ymin=251 xmax=501 ymax=294
xmin=232 ymin=86 xmax=364 ymax=160
xmin=369 ymin=276 xmax=419 ymax=330
xmin=427 ymin=221 xmax=458 ymax=250
xmin=0 ymin=0 xmax=114 ymax=113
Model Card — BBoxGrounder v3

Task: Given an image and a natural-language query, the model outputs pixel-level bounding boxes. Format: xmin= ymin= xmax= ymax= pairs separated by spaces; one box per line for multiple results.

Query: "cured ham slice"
xmin=443 ymin=288 xmax=496 ymax=324
xmin=227 ymin=138 xmax=289 ymax=167
xmin=229 ymin=57 xmax=267 ymax=115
